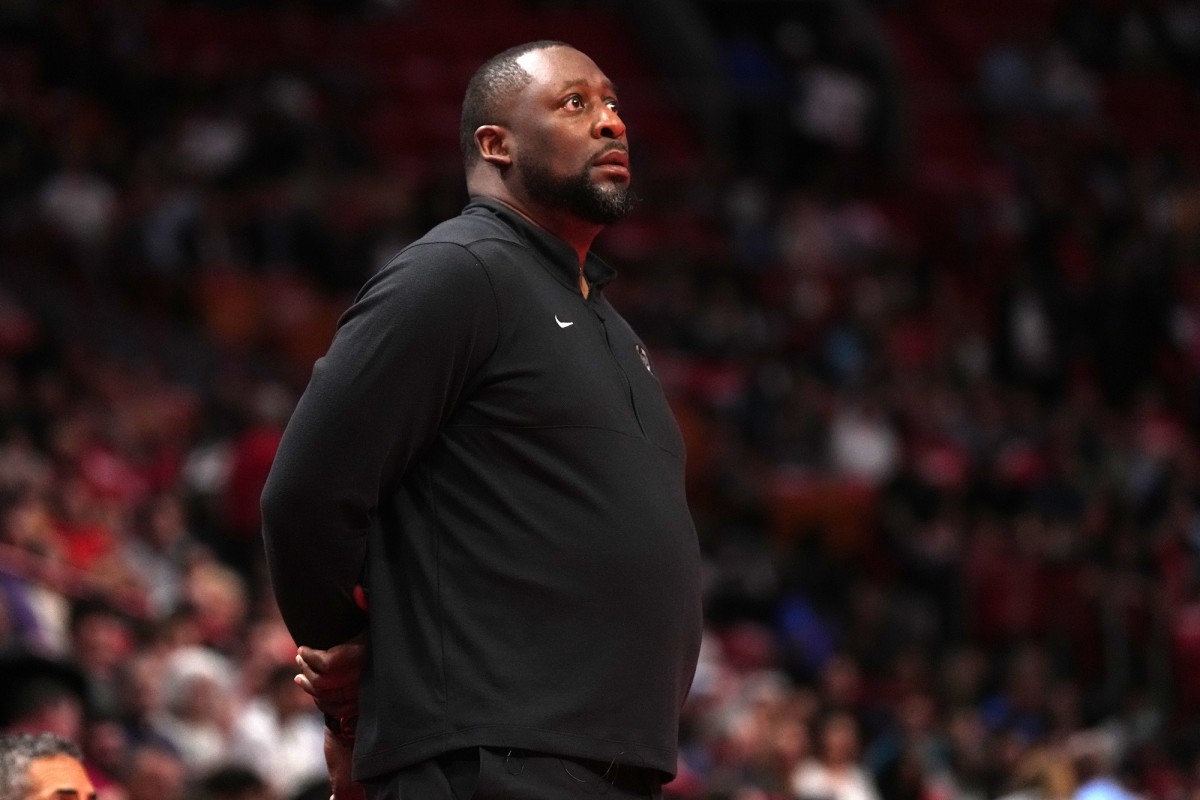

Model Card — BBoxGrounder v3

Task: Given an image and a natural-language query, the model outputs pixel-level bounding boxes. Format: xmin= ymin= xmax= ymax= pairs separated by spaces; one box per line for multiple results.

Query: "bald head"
xmin=460 ymin=40 xmax=571 ymax=168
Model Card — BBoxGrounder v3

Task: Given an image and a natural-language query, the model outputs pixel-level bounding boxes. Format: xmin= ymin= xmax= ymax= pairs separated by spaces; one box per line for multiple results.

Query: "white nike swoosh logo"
xmin=555 ymin=315 xmax=574 ymax=328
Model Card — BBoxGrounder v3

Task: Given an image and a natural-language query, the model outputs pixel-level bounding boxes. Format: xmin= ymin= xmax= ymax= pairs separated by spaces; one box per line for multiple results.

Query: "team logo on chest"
xmin=635 ymin=343 xmax=653 ymax=374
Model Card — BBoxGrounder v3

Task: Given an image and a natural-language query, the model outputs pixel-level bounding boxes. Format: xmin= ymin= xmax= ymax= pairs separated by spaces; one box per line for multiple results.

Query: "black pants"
xmin=363 ymin=747 xmax=664 ymax=799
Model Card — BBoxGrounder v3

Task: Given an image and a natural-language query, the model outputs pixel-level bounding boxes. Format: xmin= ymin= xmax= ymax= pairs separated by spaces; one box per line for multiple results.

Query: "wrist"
xmin=324 ymin=712 xmax=358 ymax=743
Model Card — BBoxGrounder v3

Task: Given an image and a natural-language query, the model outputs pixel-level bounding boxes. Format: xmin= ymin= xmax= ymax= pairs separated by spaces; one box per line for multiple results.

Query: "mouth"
xmin=591 ymin=147 xmax=631 ymax=180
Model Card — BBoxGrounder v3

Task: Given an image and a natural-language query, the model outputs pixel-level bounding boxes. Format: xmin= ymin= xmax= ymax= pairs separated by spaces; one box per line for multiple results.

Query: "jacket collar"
xmin=465 ymin=197 xmax=617 ymax=291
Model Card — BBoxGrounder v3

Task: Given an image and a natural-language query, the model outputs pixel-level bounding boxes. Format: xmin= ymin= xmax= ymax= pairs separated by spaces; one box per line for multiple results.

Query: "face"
xmin=821 ymin=715 xmax=860 ymax=764
xmin=125 ymin=749 xmax=185 ymax=800
xmin=25 ymin=755 xmax=96 ymax=800
xmin=507 ymin=46 xmax=635 ymax=224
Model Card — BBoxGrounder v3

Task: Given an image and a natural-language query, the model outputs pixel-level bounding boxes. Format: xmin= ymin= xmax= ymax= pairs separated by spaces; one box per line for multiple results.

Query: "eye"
xmin=563 ymin=94 xmax=584 ymax=110
xmin=605 ymin=99 xmax=619 ymax=113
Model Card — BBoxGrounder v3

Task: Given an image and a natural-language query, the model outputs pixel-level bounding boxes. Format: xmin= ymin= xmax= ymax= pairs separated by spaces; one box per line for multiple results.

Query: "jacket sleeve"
xmin=260 ymin=242 xmax=499 ymax=648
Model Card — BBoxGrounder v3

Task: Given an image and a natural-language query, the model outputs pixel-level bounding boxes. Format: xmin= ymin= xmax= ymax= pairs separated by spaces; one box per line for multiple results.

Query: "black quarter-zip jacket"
xmin=261 ymin=197 xmax=703 ymax=781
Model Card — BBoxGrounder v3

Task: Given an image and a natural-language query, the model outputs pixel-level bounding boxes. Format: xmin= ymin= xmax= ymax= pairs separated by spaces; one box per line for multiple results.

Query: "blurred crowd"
xmin=3 ymin=1 xmax=1200 ymax=800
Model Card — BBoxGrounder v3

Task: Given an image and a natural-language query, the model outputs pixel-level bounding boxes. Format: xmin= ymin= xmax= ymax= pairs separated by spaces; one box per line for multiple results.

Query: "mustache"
xmin=593 ymin=143 xmax=629 ymax=159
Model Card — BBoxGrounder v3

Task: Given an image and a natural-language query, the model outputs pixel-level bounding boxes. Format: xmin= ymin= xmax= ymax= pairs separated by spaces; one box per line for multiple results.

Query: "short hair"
xmin=193 ymin=765 xmax=270 ymax=800
xmin=2 ymin=678 xmax=82 ymax=725
xmin=459 ymin=40 xmax=572 ymax=168
xmin=0 ymin=732 xmax=83 ymax=800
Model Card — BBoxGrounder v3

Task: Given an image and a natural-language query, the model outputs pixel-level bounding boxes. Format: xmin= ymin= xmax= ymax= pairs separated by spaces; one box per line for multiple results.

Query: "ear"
xmin=476 ymin=125 xmax=512 ymax=168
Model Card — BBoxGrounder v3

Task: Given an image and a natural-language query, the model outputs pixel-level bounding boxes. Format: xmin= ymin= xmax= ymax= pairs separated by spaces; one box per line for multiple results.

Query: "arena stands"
xmin=3 ymin=1 xmax=1200 ymax=798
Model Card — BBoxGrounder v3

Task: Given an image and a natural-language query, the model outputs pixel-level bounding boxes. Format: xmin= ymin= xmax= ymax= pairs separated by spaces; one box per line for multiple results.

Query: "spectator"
xmin=151 ymin=647 xmax=233 ymax=773
xmin=118 ymin=493 xmax=198 ymax=619
xmin=1069 ymin=730 xmax=1136 ymax=800
xmin=191 ymin=765 xmax=277 ymax=800
xmin=67 ymin=600 xmax=133 ymax=716
xmin=0 ymin=731 xmax=96 ymax=800
xmin=0 ymin=651 xmax=89 ymax=742
xmin=227 ymin=665 xmax=323 ymax=798
xmin=792 ymin=711 xmax=881 ymax=800
xmin=121 ymin=744 xmax=186 ymax=800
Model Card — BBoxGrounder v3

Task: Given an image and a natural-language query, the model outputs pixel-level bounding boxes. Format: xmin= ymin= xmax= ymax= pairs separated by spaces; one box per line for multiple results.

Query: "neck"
xmin=480 ymin=194 xmax=600 ymax=264
xmin=504 ymin=196 xmax=596 ymax=297
xmin=543 ymin=213 xmax=600 ymax=267
xmin=466 ymin=172 xmax=603 ymax=266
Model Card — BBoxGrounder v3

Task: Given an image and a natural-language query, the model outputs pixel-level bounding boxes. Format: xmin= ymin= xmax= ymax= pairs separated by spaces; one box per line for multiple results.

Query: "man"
xmin=121 ymin=744 xmax=186 ymax=800
xmin=0 ymin=732 xmax=96 ymax=800
xmin=0 ymin=650 xmax=89 ymax=744
xmin=262 ymin=40 xmax=702 ymax=799
xmin=229 ymin=664 xmax=326 ymax=797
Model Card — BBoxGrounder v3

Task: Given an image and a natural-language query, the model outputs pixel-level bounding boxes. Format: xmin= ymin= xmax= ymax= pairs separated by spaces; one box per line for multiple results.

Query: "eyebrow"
xmin=52 ymin=790 xmax=96 ymax=799
xmin=556 ymin=78 xmax=619 ymax=95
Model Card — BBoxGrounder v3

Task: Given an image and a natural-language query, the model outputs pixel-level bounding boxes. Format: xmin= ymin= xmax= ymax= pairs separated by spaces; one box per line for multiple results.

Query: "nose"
xmin=594 ymin=105 xmax=626 ymax=140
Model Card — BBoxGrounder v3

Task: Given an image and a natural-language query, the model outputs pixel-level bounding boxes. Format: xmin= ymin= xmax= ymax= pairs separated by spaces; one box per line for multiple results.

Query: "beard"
xmin=522 ymin=156 xmax=638 ymax=224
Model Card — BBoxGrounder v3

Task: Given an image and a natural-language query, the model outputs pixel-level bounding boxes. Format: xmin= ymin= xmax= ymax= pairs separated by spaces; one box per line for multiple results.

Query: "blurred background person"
xmin=792 ymin=711 xmax=881 ymax=800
